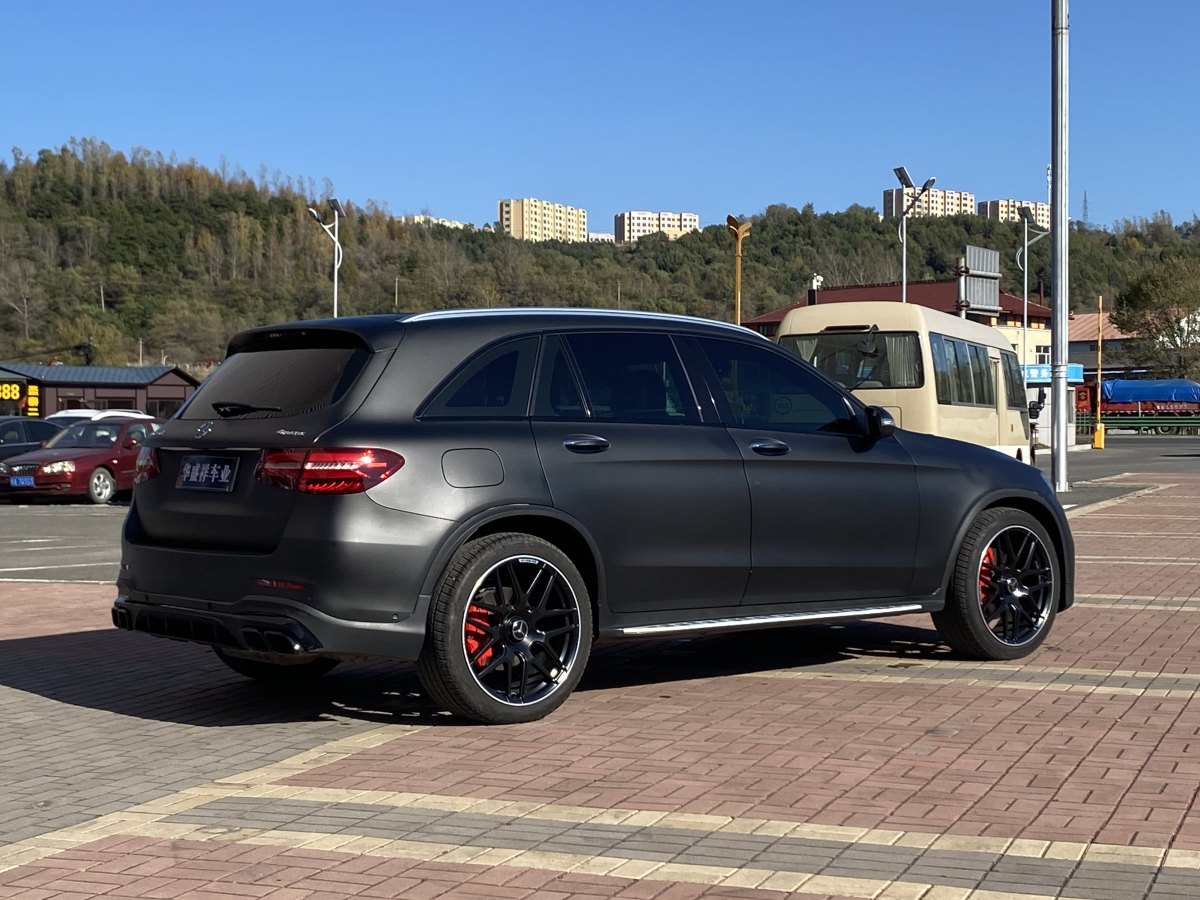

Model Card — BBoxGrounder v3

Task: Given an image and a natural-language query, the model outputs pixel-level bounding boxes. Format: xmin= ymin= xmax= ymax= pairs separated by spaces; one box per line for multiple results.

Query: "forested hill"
xmin=1 ymin=139 xmax=1198 ymax=368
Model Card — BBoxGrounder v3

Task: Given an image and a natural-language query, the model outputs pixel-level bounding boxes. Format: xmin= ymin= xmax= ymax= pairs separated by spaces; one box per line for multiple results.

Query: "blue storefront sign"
xmin=1022 ymin=363 xmax=1084 ymax=384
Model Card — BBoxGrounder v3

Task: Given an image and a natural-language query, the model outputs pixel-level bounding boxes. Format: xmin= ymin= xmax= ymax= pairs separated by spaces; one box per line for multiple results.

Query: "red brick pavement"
xmin=4 ymin=470 xmax=1200 ymax=897
xmin=273 ymin=474 xmax=1200 ymax=851
xmin=3 ymin=582 xmax=113 ymax=640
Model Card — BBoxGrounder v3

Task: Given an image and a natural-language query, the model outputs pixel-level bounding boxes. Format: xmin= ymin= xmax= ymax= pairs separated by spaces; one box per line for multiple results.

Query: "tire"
xmin=213 ymin=647 xmax=339 ymax=684
xmin=417 ymin=532 xmax=593 ymax=724
xmin=87 ymin=467 xmax=115 ymax=504
xmin=1156 ymin=426 xmax=1180 ymax=436
xmin=932 ymin=508 xmax=1060 ymax=660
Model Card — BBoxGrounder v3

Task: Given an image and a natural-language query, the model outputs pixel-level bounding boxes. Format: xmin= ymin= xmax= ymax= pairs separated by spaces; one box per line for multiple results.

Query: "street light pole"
xmin=727 ymin=215 xmax=752 ymax=325
xmin=1050 ymin=0 xmax=1071 ymax=492
xmin=309 ymin=199 xmax=346 ymax=318
xmin=893 ymin=167 xmax=935 ymax=303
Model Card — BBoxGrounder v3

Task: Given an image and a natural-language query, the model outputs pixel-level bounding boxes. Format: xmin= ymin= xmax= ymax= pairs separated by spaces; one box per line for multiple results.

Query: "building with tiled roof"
xmin=0 ymin=363 xmax=200 ymax=419
xmin=1066 ymin=311 xmax=1139 ymax=378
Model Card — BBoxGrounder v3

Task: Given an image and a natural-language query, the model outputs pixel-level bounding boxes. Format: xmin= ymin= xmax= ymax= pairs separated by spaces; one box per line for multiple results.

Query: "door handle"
xmin=563 ymin=434 xmax=610 ymax=454
xmin=749 ymin=438 xmax=790 ymax=456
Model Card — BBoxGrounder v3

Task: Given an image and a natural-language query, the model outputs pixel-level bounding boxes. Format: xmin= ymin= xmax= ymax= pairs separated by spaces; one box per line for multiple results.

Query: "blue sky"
xmin=5 ymin=1 xmax=1196 ymax=232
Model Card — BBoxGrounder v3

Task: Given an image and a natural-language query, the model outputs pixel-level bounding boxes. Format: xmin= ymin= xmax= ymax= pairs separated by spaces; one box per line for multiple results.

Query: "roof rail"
xmin=402 ymin=307 xmax=761 ymax=338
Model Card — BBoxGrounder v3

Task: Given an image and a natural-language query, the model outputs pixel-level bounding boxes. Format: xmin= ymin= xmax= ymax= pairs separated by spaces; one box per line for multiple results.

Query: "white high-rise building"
xmin=614 ymin=211 xmax=701 ymax=243
xmin=882 ymin=187 xmax=976 ymax=219
xmin=497 ymin=198 xmax=588 ymax=242
xmin=977 ymin=199 xmax=1051 ymax=231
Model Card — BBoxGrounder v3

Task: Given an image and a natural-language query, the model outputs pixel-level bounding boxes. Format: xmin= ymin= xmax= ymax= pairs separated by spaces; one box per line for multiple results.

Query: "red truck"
xmin=1075 ymin=379 xmax=1200 ymax=434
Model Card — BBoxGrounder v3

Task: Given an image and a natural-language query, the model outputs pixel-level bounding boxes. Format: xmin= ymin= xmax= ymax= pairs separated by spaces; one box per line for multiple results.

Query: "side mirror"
xmin=865 ymin=405 xmax=896 ymax=439
xmin=124 ymin=437 xmax=140 ymax=449
xmin=1028 ymin=387 xmax=1046 ymax=420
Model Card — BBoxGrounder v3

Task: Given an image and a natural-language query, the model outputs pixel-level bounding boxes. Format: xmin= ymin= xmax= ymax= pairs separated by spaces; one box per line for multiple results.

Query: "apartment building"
xmin=882 ymin=187 xmax=975 ymax=219
xmin=497 ymin=198 xmax=588 ymax=242
xmin=614 ymin=211 xmax=701 ymax=243
xmin=977 ymin=199 xmax=1051 ymax=231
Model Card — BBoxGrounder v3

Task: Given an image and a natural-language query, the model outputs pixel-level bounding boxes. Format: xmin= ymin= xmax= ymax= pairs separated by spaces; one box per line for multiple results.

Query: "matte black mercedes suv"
xmin=113 ymin=309 xmax=1074 ymax=724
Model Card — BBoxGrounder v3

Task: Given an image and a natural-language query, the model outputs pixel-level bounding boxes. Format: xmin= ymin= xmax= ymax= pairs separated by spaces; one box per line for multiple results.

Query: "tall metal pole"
xmin=332 ymin=206 xmax=341 ymax=319
xmin=1022 ymin=217 xmax=1029 ymax=363
xmin=309 ymin=201 xmax=345 ymax=319
xmin=901 ymin=213 xmax=908 ymax=303
xmin=1050 ymin=0 xmax=1070 ymax=492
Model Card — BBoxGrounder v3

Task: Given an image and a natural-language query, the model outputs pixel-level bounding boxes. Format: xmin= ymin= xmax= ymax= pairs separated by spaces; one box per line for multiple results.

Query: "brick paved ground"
xmin=2 ymin=472 xmax=1200 ymax=898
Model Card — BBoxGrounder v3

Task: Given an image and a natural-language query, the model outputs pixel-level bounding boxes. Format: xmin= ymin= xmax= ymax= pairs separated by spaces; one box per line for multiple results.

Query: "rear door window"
xmin=532 ymin=336 xmax=588 ymax=419
xmin=564 ymin=333 xmax=699 ymax=425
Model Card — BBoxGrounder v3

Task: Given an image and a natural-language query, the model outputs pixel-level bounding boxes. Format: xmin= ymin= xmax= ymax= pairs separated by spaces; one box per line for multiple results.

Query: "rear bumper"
xmin=115 ymin=496 xmax=455 ymax=661
xmin=112 ymin=590 xmax=432 ymax=661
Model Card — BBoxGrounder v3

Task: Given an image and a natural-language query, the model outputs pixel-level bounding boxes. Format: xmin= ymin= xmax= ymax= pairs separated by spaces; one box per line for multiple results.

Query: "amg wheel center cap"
xmin=508 ymin=619 xmax=529 ymax=641
xmin=1003 ymin=575 xmax=1019 ymax=592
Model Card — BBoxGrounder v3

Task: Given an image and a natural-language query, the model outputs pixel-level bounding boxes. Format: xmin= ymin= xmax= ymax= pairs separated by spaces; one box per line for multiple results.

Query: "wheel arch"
xmin=420 ymin=506 xmax=605 ymax=635
xmin=939 ymin=492 xmax=1074 ymax=613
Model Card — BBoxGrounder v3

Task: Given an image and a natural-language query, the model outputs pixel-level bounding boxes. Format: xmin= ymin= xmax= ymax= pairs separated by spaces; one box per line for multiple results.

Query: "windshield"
xmin=44 ymin=422 xmax=122 ymax=449
xmin=780 ymin=330 xmax=923 ymax=390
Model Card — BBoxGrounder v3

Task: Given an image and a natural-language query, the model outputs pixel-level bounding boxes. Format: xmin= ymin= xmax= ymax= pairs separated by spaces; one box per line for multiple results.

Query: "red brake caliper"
xmin=465 ymin=604 xmax=495 ymax=668
xmin=979 ymin=546 xmax=997 ymax=605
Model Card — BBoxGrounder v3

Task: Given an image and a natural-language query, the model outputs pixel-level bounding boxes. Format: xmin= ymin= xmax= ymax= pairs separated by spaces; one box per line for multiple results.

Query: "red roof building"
xmin=743 ymin=279 xmax=1052 ymax=337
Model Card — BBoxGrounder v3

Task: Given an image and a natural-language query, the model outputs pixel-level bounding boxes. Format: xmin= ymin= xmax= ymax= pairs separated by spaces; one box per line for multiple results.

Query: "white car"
xmin=46 ymin=409 xmax=152 ymax=423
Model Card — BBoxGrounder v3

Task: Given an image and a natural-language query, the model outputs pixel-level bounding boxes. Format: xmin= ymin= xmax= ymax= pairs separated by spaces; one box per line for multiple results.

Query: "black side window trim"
xmin=531 ymin=334 xmax=592 ymax=421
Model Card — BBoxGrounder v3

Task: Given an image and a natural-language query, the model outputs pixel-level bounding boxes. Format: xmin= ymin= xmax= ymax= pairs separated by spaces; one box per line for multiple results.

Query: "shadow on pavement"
xmin=0 ymin=617 xmax=947 ymax=727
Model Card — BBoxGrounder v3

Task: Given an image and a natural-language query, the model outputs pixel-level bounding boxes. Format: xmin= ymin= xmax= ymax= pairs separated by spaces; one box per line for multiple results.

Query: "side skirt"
xmin=606 ymin=602 xmax=929 ymax=639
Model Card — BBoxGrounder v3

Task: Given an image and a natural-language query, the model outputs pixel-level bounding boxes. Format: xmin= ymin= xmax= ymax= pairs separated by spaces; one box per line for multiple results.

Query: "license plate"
xmin=10 ymin=475 xmax=34 ymax=488
xmin=177 ymin=455 xmax=239 ymax=492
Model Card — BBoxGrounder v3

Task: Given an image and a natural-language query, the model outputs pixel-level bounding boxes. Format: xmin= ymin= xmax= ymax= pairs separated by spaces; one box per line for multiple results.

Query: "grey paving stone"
xmin=820 ymin=863 xmax=910 ymax=880
xmin=601 ymin=847 xmax=677 ymax=862
xmin=978 ymin=875 xmax=1071 ymax=895
xmin=750 ymin=849 xmax=841 ymax=872
xmin=1061 ymin=887 xmax=1153 ymax=900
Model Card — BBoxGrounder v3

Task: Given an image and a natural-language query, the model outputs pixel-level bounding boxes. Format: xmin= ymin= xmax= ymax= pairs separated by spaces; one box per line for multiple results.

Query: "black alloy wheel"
xmin=933 ymin=508 xmax=1059 ymax=660
xmin=418 ymin=533 xmax=592 ymax=724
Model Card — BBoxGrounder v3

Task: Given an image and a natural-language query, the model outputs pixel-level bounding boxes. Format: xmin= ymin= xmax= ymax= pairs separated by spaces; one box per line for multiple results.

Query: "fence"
xmin=1075 ymin=412 xmax=1200 ymax=436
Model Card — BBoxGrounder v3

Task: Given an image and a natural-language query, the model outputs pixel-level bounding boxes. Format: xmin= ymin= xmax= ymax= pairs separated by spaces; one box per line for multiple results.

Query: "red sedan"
xmin=0 ymin=417 xmax=162 ymax=504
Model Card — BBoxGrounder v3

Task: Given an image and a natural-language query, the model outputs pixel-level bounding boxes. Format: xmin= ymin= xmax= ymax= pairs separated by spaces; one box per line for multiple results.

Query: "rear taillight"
xmin=134 ymin=446 xmax=160 ymax=484
xmin=256 ymin=448 xmax=404 ymax=494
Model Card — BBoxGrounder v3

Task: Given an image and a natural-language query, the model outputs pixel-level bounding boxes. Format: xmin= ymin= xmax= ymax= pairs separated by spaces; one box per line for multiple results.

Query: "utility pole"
xmin=1050 ymin=0 xmax=1071 ymax=492
xmin=1093 ymin=294 xmax=1105 ymax=449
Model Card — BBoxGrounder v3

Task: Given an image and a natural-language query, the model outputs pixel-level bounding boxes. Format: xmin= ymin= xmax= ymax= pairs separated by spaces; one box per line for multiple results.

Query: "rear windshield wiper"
xmin=210 ymin=401 xmax=283 ymax=418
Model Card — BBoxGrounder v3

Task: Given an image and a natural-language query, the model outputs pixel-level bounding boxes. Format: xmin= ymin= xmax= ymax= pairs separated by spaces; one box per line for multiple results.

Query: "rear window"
xmin=179 ymin=345 xmax=370 ymax=420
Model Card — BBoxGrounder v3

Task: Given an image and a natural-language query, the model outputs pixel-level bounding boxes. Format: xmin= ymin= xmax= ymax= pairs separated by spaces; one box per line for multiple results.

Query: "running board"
xmin=614 ymin=603 xmax=925 ymax=637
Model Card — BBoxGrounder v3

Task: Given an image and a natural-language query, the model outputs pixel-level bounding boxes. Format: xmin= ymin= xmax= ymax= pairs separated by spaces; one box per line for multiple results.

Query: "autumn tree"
xmin=1111 ymin=256 xmax=1200 ymax=379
